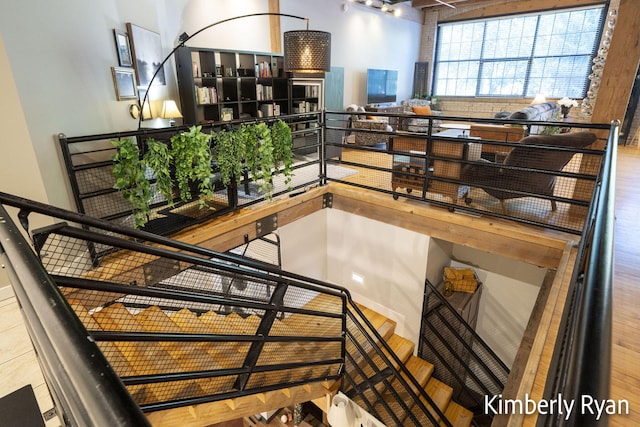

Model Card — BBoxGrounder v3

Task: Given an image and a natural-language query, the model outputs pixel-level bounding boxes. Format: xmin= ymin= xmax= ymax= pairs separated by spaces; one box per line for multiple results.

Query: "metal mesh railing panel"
xmin=420 ymin=280 xmax=509 ymax=412
xmin=325 ymin=111 xmax=607 ymax=234
xmin=30 ymin=219 xmax=345 ymax=409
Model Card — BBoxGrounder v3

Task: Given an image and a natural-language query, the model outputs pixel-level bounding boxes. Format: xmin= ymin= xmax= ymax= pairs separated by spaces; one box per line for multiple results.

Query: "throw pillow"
xmin=412 ymin=105 xmax=432 ymax=116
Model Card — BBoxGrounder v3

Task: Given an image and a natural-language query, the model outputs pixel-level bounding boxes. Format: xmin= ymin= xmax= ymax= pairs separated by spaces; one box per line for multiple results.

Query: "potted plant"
xmin=213 ymin=127 xmax=245 ymax=188
xmin=239 ymin=120 xmax=294 ymax=199
xmin=170 ymin=125 xmax=214 ymax=206
xmin=143 ymin=138 xmax=174 ymax=206
xmin=111 ymin=137 xmax=151 ymax=228
xmin=270 ymin=119 xmax=294 ymax=187
xmin=247 ymin=122 xmax=275 ymax=197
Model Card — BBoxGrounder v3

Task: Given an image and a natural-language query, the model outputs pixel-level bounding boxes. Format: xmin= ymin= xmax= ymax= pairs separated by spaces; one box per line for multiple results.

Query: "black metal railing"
xmin=420 ymin=279 xmax=509 ymax=421
xmin=342 ymin=300 xmax=455 ymax=426
xmin=0 ymin=204 xmax=150 ymax=427
xmin=0 ymin=192 xmax=344 ymax=424
xmin=323 ymin=110 xmax=610 ymax=234
xmin=2 ymin=190 xmax=467 ymax=426
xmin=58 ymin=112 xmax=323 ymax=261
xmin=537 ymin=121 xmax=618 ymax=426
xmin=0 ymin=111 xmax=617 ymax=426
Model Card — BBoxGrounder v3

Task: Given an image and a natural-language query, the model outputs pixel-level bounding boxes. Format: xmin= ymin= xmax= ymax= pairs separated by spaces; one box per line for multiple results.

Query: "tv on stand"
xmin=366 ymin=68 xmax=398 ymax=105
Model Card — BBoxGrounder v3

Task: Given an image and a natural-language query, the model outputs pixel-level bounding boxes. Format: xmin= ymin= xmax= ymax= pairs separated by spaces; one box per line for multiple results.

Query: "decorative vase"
xmin=561 ymin=105 xmax=571 ymax=118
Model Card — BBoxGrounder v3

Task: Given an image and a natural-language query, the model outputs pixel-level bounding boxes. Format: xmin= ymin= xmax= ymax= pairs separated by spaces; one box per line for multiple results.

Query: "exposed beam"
xmin=412 ymin=0 xmax=471 ymax=8
xmin=591 ymin=0 xmax=640 ymax=126
xmin=423 ymin=0 xmax=605 ymax=20
xmin=268 ymin=0 xmax=282 ymax=53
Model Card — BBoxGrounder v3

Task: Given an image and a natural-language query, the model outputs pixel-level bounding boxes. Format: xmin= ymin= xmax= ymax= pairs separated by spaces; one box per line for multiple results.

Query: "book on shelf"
xmin=196 ymin=86 xmax=217 ymax=104
xmin=256 ymin=84 xmax=273 ymax=101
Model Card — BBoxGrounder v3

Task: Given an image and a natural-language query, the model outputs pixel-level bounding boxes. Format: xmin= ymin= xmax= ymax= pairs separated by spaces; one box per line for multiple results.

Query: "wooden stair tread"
xmin=442 ymin=401 xmax=473 ymax=427
xmin=403 ymin=356 xmax=435 ymax=393
xmin=299 ymin=292 xmax=343 ymax=315
xmin=421 ymin=377 xmax=454 ymax=423
xmin=91 ymin=303 xmax=204 ymax=403
xmin=68 ymin=299 xmax=157 ymax=404
xmin=280 ymin=312 xmax=342 ymax=337
xmin=271 ymin=318 xmax=342 ymax=359
xmin=385 ymin=334 xmax=415 ymax=365
xmin=353 ymin=304 xmax=397 ymax=340
xmin=170 ymin=308 xmax=247 ymax=367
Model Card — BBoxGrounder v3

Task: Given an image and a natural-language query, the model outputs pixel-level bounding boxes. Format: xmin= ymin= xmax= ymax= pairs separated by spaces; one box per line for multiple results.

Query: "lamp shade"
xmin=327 ymin=394 xmax=354 ymax=427
xmin=160 ymin=100 xmax=183 ymax=119
xmin=531 ymin=94 xmax=547 ymax=105
xmin=283 ymin=30 xmax=331 ymax=72
xmin=142 ymin=101 xmax=153 ymax=120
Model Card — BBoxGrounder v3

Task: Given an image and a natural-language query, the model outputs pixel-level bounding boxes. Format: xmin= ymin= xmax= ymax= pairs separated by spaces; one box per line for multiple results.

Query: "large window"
xmin=433 ymin=6 xmax=604 ymax=98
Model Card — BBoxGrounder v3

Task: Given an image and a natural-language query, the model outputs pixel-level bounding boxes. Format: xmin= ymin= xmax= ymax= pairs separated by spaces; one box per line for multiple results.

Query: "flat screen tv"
xmin=366 ymin=68 xmax=398 ymax=104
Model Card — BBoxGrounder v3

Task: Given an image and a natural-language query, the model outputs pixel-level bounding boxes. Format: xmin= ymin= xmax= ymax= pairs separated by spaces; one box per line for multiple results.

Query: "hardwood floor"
xmin=0 ymin=146 xmax=638 ymax=426
xmin=609 ymin=146 xmax=640 ymax=426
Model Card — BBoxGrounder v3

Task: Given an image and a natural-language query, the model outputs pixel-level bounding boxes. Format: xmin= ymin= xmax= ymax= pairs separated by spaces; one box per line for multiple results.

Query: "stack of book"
xmin=196 ymin=86 xmax=217 ymax=104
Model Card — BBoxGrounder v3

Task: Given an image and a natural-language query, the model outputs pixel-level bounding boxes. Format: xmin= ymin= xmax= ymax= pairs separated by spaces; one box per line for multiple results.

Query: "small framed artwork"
xmin=113 ymin=29 xmax=132 ymax=67
xmin=127 ymin=22 xmax=166 ymax=87
xmin=111 ymin=67 xmax=138 ymax=100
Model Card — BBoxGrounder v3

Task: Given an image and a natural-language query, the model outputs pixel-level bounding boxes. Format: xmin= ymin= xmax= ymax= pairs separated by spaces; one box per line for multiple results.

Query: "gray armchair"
xmin=460 ymin=132 xmax=597 ymax=211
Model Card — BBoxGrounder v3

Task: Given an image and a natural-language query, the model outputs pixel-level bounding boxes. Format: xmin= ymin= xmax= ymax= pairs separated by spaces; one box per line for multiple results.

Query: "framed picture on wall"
xmin=126 ymin=22 xmax=166 ymax=87
xmin=113 ymin=29 xmax=133 ymax=67
xmin=111 ymin=67 xmax=138 ymax=100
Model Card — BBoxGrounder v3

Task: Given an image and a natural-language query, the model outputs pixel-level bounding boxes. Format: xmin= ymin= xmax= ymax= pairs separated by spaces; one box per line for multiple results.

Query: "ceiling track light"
xmin=355 ymin=0 xmax=400 ymax=16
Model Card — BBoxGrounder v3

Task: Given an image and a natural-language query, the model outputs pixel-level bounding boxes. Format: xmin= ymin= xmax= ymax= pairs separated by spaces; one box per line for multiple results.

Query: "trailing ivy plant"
xmin=242 ymin=122 xmax=276 ymax=197
xmin=111 ymin=137 xmax=151 ymax=228
xmin=170 ymin=125 xmax=214 ymax=206
xmin=213 ymin=127 xmax=245 ymax=187
xmin=143 ymin=138 xmax=174 ymax=206
xmin=270 ymin=120 xmax=294 ymax=186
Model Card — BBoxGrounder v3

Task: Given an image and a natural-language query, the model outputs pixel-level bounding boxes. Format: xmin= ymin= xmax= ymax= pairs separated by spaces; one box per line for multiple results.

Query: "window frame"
xmin=432 ymin=5 xmax=605 ymax=99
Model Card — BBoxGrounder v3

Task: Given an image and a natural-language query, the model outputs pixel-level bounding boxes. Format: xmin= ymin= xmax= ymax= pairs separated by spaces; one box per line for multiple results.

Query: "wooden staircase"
xmin=346 ymin=303 xmax=473 ymax=427
xmin=67 ymin=298 xmax=340 ymax=426
xmin=65 ymin=293 xmax=472 ymax=426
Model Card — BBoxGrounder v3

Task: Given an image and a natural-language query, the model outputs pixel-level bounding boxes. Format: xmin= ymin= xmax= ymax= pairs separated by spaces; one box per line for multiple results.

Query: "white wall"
xmin=279 ymin=210 xmax=328 ymax=281
xmin=282 ymin=0 xmax=422 ymax=107
xmin=279 ymin=210 xmax=547 ymax=366
xmin=0 ymin=0 xmax=422 ymax=213
xmin=0 ymin=35 xmax=54 ymax=292
xmin=450 ymin=246 xmax=547 ymax=367
xmin=325 ymin=209 xmax=430 ymax=344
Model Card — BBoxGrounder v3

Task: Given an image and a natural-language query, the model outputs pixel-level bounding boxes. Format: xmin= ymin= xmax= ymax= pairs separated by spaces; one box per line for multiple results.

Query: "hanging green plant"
xmin=241 ymin=123 xmax=260 ymax=180
xmin=170 ymin=125 xmax=214 ymax=206
xmin=213 ymin=127 xmax=245 ymax=187
xmin=143 ymin=138 xmax=174 ymax=206
xmin=270 ymin=120 xmax=294 ymax=186
xmin=242 ymin=122 xmax=276 ymax=197
xmin=111 ymin=137 xmax=151 ymax=228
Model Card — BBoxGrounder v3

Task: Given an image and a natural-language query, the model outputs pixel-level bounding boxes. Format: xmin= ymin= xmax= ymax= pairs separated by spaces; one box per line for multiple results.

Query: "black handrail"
xmin=343 ymin=303 xmax=453 ymax=427
xmin=0 ymin=205 xmax=150 ymax=427
xmin=538 ymin=121 xmax=618 ymax=426
xmin=0 ymin=190 xmax=458 ymax=426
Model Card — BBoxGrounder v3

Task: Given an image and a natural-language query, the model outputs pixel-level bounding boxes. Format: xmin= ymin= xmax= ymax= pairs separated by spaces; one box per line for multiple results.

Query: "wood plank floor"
xmin=608 ymin=146 xmax=640 ymax=426
xmin=0 ymin=146 xmax=638 ymax=426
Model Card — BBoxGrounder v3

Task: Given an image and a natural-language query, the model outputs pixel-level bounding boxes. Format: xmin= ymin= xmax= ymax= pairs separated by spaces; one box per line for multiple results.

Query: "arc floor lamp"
xmin=136 ymin=12 xmax=331 ymax=129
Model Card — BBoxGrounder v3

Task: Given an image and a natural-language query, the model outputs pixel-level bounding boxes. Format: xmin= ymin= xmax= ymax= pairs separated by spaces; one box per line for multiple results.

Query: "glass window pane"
xmin=433 ymin=5 xmax=603 ymax=98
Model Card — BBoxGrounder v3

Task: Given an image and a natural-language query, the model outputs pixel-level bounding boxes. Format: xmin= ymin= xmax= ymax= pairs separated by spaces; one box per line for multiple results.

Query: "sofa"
xmin=469 ymin=102 xmax=560 ymax=159
xmin=351 ymin=118 xmax=392 ymax=146
xmin=400 ymin=99 xmax=443 ymax=132
xmin=507 ymin=101 xmax=559 ymax=135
